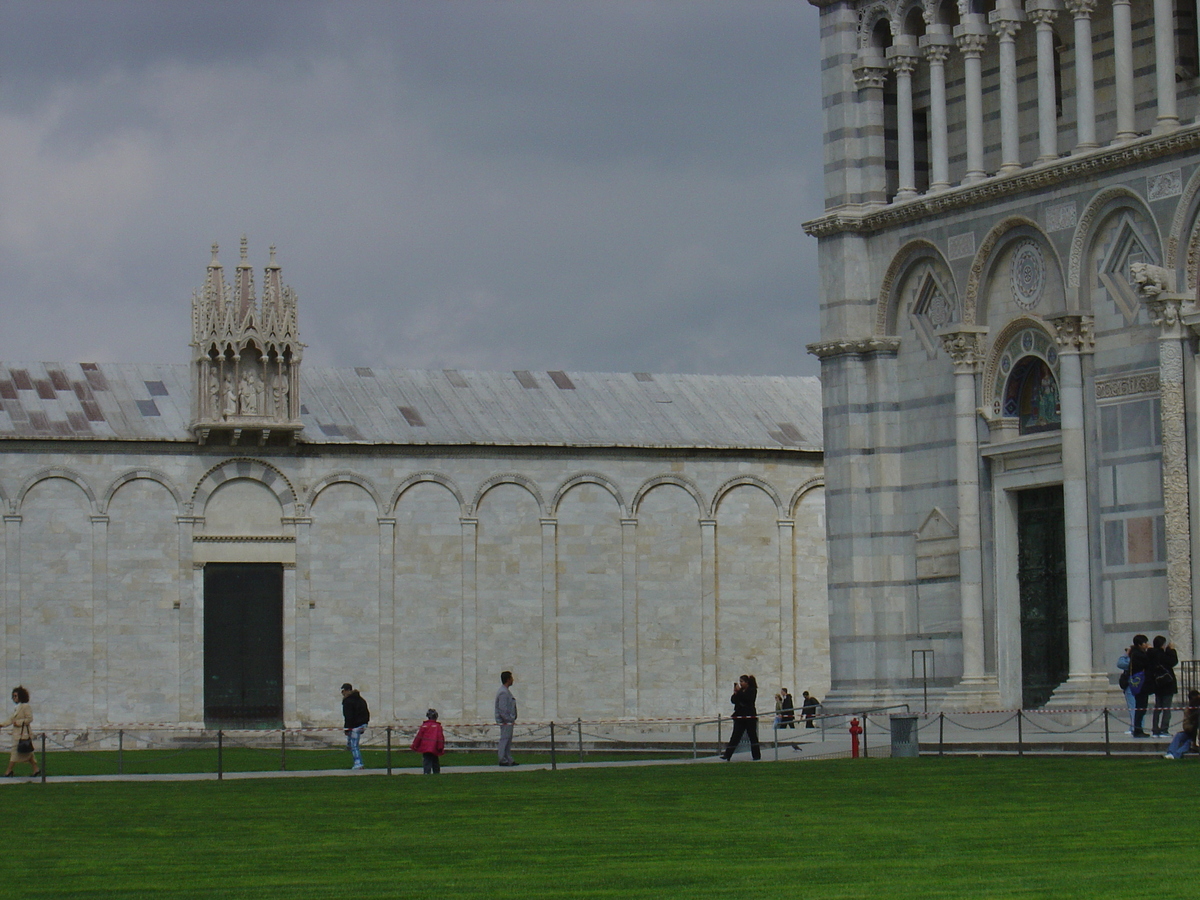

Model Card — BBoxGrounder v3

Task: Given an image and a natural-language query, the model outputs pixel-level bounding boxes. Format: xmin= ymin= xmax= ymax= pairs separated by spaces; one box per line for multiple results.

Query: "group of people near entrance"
xmin=1117 ymin=634 xmax=1200 ymax=759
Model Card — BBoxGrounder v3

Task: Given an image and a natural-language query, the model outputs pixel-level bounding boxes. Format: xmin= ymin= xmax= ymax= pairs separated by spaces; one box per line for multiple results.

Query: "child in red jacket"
xmin=411 ymin=708 xmax=446 ymax=774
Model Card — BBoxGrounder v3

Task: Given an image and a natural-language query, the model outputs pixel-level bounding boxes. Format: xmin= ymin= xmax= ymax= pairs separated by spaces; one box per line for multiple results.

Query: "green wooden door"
xmin=1017 ymin=486 xmax=1068 ymax=709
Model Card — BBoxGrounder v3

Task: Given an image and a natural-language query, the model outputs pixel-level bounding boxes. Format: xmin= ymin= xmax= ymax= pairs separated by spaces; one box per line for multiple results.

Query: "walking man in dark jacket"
xmin=341 ymin=683 xmax=370 ymax=770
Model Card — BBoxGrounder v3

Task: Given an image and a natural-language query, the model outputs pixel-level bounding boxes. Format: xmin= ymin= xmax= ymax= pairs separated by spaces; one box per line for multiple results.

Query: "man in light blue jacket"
xmin=495 ymin=671 xmax=518 ymax=766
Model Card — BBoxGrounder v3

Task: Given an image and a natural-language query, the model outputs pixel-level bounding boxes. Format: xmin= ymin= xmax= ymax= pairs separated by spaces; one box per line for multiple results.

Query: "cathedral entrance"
xmin=1017 ymin=486 xmax=1068 ymax=709
xmin=203 ymin=563 xmax=284 ymax=727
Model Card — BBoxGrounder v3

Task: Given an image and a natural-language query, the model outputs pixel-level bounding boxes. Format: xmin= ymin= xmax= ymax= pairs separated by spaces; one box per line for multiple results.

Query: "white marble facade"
xmin=0 ymin=448 xmax=826 ymax=727
xmin=807 ymin=0 xmax=1200 ymax=709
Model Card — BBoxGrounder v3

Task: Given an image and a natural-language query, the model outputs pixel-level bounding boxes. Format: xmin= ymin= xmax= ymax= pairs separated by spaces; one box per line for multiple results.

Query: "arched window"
xmin=1004 ymin=356 xmax=1060 ymax=434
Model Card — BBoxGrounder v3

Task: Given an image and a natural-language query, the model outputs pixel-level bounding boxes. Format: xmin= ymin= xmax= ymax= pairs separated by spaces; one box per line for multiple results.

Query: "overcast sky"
xmin=0 ymin=0 xmax=824 ymax=377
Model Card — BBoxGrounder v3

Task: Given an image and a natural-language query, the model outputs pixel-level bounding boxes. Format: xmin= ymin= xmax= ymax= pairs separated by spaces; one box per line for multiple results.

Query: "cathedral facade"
xmin=0 ymin=240 xmax=827 ymax=728
xmin=807 ymin=0 xmax=1200 ymax=708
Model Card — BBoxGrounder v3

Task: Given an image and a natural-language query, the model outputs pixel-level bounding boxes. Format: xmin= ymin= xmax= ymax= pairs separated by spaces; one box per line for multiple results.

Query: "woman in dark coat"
xmin=719 ymin=675 xmax=761 ymax=761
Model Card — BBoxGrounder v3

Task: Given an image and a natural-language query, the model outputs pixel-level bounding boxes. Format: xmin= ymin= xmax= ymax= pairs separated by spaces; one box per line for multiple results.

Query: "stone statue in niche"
xmin=272 ymin=371 xmax=289 ymax=418
xmin=222 ymin=374 xmax=237 ymax=419
xmin=208 ymin=370 xmax=220 ymax=418
xmin=239 ymin=369 xmax=261 ymax=415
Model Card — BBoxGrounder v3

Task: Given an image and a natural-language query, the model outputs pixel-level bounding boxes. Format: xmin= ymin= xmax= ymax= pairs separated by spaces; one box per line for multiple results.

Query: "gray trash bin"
xmin=889 ymin=714 xmax=920 ymax=757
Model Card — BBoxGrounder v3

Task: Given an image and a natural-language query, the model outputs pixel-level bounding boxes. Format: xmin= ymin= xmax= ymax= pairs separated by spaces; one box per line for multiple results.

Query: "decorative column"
xmin=990 ymin=5 xmax=1026 ymax=174
xmin=4 ymin=515 xmax=18 ymax=692
xmin=777 ymin=519 xmax=796 ymax=693
xmin=460 ymin=517 xmax=479 ymax=718
xmin=540 ymin=517 xmax=559 ymax=718
xmin=1153 ymin=0 xmax=1180 ymax=132
xmin=954 ymin=19 xmax=990 ymax=183
xmin=939 ymin=326 xmax=990 ymax=686
xmin=853 ymin=55 xmax=891 ymax=205
xmin=921 ymin=28 xmax=954 ymax=191
xmin=291 ymin=514 xmax=312 ymax=723
xmin=1066 ymin=0 xmax=1097 ymax=150
xmin=700 ymin=518 xmax=718 ymax=714
xmin=888 ymin=38 xmax=921 ymax=200
xmin=377 ymin=517 xmax=395 ymax=722
xmin=1110 ymin=0 xmax=1137 ymax=142
xmin=620 ymin=518 xmax=639 ymax=717
xmin=1134 ymin=264 xmax=1193 ymax=657
xmin=1028 ymin=2 xmax=1061 ymax=162
xmin=91 ymin=514 xmax=109 ymax=724
xmin=281 ymin=563 xmax=297 ymax=727
xmin=1048 ymin=314 xmax=1109 ymax=699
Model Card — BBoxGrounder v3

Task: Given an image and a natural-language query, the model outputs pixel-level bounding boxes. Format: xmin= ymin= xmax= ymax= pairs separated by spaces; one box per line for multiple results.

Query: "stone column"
xmin=1134 ymin=265 xmax=1193 ymax=656
xmin=1153 ymin=0 xmax=1180 ymax=132
xmin=620 ymin=518 xmax=639 ymax=717
xmin=540 ymin=517 xmax=558 ymax=719
xmin=175 ymin=515 xmax=199 ymax=724
xmin=460 ymin=517 xmax=478 ymax=718
xmin=1110 ymin=0 xmax=1137 ymax=142
xmin=700 ymin=518 xmax=718 ymax=714
xmin=888 ymin=38 xmax=921 ymax=200
xmin=377 ymin=517 xmax=395 ymax=722
xmin=281 ymin=564 xmax=298 ymax=727
xmin=990 ymin=6 xmax=1026 ymax=174
xmin=939 ymin=327 xmax=989 ymax=685
xmin=1048 ymin=314 xmax=1109 ymax=699
xmin=954 ymin=20 xmax=990 ymax=183
xmin=1028 ymin=3 xmax=1061 ymax=162
xmin=853 ymin=55 xmax=891 ymax=205
xmin=1066 ymin=0 xmax=1097 ymax=149
xmin=291 ymin=515 xmax=312 ymax=723
xmin=91 ymin=514 xmax=109 ymax=724
xmin=3 ymin=515 xmax=18 ymax=692
xmin=777 ymin=519 xmax=796 ymax=692
xmin=921 ymin=29 xmax=954 ymax=191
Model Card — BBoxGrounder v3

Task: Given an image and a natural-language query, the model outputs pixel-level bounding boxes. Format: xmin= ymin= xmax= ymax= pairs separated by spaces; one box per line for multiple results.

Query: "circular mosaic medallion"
xmin=1010 ymin=241 xmax=1045 ymax=310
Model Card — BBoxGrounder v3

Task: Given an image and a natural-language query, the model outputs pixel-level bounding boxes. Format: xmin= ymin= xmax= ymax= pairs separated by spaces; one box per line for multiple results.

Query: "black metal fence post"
xmin=281 ymin=730 xmax=287 ymax=771
xmin=717 ymin=714 xmax=722 ymax=745
xmin=577 ymin=718 xmax=583 ymax=763
xmin=118 ymin=729 xmax=124 ymax=775
xmin=1016 ymin=711 xmax=1023 ymax=757
xmin=939 ymin=711 xmax=944 ymax=756
xmin=217 ymin=730 xmax=224 ymax=780
xmin=39 ymin=733 xmax=46 ymax=783
xmin=387 ymin=726 xmax=393 ymax=775
xmin=550 ymin=722 xmax=558 ymax=771
xmin=1104 ymin=708 xmax=1110 ymax=756
xmin=862 ymin=715 xmax=869 ymax=759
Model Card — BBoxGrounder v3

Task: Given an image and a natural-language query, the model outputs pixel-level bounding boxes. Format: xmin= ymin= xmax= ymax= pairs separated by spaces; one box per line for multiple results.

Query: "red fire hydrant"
xmin=849 ymin=717 xmax=863 ymax=758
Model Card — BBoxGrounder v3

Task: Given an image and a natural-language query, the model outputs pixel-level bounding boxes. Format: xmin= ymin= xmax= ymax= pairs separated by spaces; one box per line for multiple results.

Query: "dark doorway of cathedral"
xmin=204 ymin=563 xmax=284 ymax=727
xmin=1017 ymin=486 xmax=1068 ymax=708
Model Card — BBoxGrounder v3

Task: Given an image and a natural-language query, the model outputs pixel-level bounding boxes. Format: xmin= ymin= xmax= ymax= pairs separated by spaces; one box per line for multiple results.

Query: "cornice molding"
xmin=803 ymin=126 xmax=1200 ymax=238
xmin=807 ymin=336 xmax=902 ymax=359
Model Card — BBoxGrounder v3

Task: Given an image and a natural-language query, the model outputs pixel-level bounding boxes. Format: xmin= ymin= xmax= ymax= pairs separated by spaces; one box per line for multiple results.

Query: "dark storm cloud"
xmin=0 ymin=0 xmax=823 ymax=376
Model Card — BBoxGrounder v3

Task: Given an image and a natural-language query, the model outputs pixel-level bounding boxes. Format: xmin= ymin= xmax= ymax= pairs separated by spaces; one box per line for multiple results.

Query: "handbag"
xmin=1153 ymin=665 xmax=1177 ymax=692
xmin=15 ymin=723 xmax=33 ymax=756
xmin=1128 ymin=671 xmax=1147 ymax=694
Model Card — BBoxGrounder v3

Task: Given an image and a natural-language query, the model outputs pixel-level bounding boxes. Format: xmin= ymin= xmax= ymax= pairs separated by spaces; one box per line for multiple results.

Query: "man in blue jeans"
xmin=341 ymin=683 xmax=370 ymax=769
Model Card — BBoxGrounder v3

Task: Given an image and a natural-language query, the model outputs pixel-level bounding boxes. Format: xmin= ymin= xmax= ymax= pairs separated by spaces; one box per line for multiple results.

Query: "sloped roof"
xmin=0 ymin=363 xmax=822 ymax=452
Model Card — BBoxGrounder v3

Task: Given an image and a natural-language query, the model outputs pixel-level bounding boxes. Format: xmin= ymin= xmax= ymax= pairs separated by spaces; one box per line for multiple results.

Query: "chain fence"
xmin=7 ymin=703 xmax=1197 ymax=782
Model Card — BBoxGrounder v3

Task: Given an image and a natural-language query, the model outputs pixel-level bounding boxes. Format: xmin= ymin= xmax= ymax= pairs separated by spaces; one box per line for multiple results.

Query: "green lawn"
xmin=9 ymin=757 xmax=1196 ymax=899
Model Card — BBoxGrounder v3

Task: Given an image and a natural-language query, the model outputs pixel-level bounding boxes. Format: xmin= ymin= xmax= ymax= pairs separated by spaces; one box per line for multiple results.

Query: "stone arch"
xmin=877 ymin=239 xmax=955 ymax=335
xmin=17 ymin=466 xmax=97 ymax=514
xmin=1069 ymin=186 xmax=1159 ymax=290
xmin=190 ymin=458 xmax=297 ymax=516
xmin=472 ymin=474 xmax=545 ymax=517
xmin=631 ymin=475 xmax=705 ymax=518
xmin=552 ymin=474 xmax=626 ymax=518
xmin=984 ymin=316 xmax=1060 ymax=419
xmin=711 ymin=475 xmax=783 ymax=518
xmin=101 ymin=469 xmax=183 ymax=516
xmin=307 ymin=472 xmax=383 ymax=517
xmin=964 ymin=216 xmax=1063 ymax=324
xmin=858 ymin=1 xmax=895 ymax=51
xmin=789 ymin=477 xmax=827 ymax=518
xmin=390 ymin=472 xmax=466 ymax=517
xmin=1168 ymin=167 xmax=1200 ymax=294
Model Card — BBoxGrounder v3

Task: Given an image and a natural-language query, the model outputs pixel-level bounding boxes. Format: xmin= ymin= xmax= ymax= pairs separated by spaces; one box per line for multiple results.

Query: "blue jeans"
xmin=1166 ymin=732 xmax=1192 ymax=759
xmin=1123 ymin=686 xmax=1137 ymax=730
xmin=346 ymin=725 xmax=366 ymax=767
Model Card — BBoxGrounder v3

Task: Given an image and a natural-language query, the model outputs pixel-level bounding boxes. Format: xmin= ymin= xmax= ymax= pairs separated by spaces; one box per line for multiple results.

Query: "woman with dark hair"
xmin=719 ymin=674 xmax=761 ymax=761
xmin=2 ymin=686 xmax=39 ymax=777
